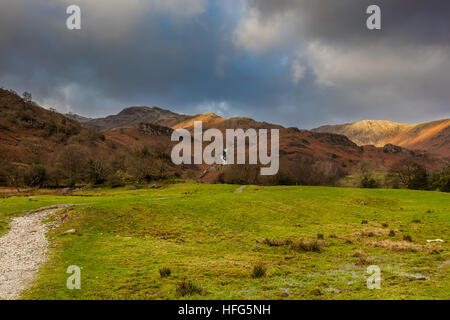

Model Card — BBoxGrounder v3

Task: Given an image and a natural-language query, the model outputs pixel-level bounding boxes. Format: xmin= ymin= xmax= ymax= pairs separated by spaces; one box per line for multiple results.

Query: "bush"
xmin=106 ymin=175 xmax=124 ymax=188
xmin=176 ymin=280 xmax=203 ymax=297
xmin=251 ymin=263 xmax=267 ymax=278
xmin=361 ymin=176 xmax=378 ymax=188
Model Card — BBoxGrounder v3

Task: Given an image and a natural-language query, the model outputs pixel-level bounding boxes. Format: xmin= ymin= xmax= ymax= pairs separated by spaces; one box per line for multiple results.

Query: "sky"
xmin=0 ymin=0 xmax=449 ymax=129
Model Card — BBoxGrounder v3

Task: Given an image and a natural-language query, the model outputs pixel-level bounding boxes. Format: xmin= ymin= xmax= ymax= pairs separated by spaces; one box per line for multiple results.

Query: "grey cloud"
xmin=0 ymin=0 xmax=449 ymax=129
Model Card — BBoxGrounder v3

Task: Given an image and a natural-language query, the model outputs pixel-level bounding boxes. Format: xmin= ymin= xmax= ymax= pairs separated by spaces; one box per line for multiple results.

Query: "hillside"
xmin=312 ymin=119 xmax=450 ymax=157
xmin=0 ymin=89 xmax=190 ymax=187
xmin=171 ymin=112 xmax=446 ymax=183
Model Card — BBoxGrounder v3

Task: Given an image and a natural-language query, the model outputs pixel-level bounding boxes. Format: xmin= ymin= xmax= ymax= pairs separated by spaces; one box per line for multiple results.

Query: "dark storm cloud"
xmin=0 ymin=0 xmax=449 ymax=128
xmin=244 ymin=0 xmax=450 ymax=46
xmin=235 ymin=0 xmax=450 ymax=126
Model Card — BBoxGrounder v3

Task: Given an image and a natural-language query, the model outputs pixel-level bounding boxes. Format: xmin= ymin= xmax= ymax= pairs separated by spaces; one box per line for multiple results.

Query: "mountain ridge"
xmin=66 ymin=106 xmax=194 ymax=130
xmin=312 ymin=119 xmax=450 ymax=156
xmin=1 ymin=87 xmax=447 ymax=187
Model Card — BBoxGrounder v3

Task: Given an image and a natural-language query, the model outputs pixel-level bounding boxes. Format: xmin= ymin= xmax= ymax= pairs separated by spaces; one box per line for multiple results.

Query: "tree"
xmin=52 ymin=145 xmax=89 ymax=186
xmin=358 ymin=158 xmax=378 ymax=188
xmin=388 ymin=159 xmax=428 ymax=190
xmin=22 ymin=91 xmax=32 ymax=103
xmin=22 ymin=164 xmax=47 ymax=188
xmin=431 ymin=164 xmax=450 ymax=192
xmin=86 ymin=159 xmax=107 ymax=185
xmin=2 ymin=163 xmax=22 ymax=191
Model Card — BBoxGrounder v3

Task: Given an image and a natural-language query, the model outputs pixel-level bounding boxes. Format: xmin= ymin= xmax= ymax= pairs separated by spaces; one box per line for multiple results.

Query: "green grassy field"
xmin=1 ymin=183 xmax=449 ymax=299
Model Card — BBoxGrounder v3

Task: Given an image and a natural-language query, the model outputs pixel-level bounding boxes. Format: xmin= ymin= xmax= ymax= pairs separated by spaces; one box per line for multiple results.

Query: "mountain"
xmin=65 ymin=105 xmax=447 ymax=179
xmin=170 ymin=112 xmax=446 ymax=183
xmin=312 ymin=119 xmax=450 ymax=157
xmin=65 ymin=113 xmax=93 ymax=124
xmin=66 ymin=106 xmax=193 ymax=131
xmin=1 ymin=87 xmax=447 ymax=188
xmin=0 ymin=89 xmax=188 ymax=187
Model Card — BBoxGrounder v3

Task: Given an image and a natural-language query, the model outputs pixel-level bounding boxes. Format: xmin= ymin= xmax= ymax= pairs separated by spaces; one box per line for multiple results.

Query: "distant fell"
xmin=313 ymin=119 xmax=450 ymax=156
xmin=66 ymin=106 xmax=193 ymax=130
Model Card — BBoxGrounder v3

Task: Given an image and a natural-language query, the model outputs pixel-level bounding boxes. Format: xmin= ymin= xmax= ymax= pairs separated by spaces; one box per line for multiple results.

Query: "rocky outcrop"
xmin=137 ymin=122 xmax=173 ymax=136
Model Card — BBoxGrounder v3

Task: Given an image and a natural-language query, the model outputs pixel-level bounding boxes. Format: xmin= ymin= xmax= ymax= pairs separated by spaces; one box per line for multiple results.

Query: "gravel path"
xmin=0 ymin=205 xmax=72 ymax=300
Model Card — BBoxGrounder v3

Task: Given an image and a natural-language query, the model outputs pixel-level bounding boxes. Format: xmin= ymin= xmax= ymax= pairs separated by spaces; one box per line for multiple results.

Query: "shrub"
xmin=251 ymin=263 xmax=267 ymax=278
xmin=159 ymin=267 xmax=171 ymax=278
xmin=389 ymin=230 xmax=396 ymax=237
xmin=361 ymin=176 xmax=378 ymax=188
xmin=176 ymin=280 xmax=202 ymax=297
xmin=361 ymin=220 xmax=368 ymax=224
xmin=106 ymin=175 xmax=124 ymax=188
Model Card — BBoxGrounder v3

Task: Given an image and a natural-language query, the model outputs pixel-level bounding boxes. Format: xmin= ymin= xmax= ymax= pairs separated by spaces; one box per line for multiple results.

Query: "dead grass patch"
xmin=349 ymin=228 xmax=393 ymax=238
xmin=290 ymin=239 xmax=325 ymax=252
xmin=262 ymin=238 xmax=325 ymax=252
xmin=367 ymin=239 xmax=422 ymax=252
xmin=262 ymin=238 xmax=293 ymax=247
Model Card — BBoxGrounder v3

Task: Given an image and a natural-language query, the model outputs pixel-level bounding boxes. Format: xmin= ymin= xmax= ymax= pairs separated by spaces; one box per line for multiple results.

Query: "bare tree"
xmin=22 ymin=91 xmax=32 ymax=103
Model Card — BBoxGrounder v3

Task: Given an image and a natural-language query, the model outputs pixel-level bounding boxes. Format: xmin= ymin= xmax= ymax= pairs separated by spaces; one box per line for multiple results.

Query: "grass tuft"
xmin=176 ymin=280 xmax=203 ymax=297
xmin=159 ymin=267 xmax=171 ymax=278
xmin=403 ymin=235 xmax=413 ymax=242
xmin=251 ymin=263 xmax=267 ymax=278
